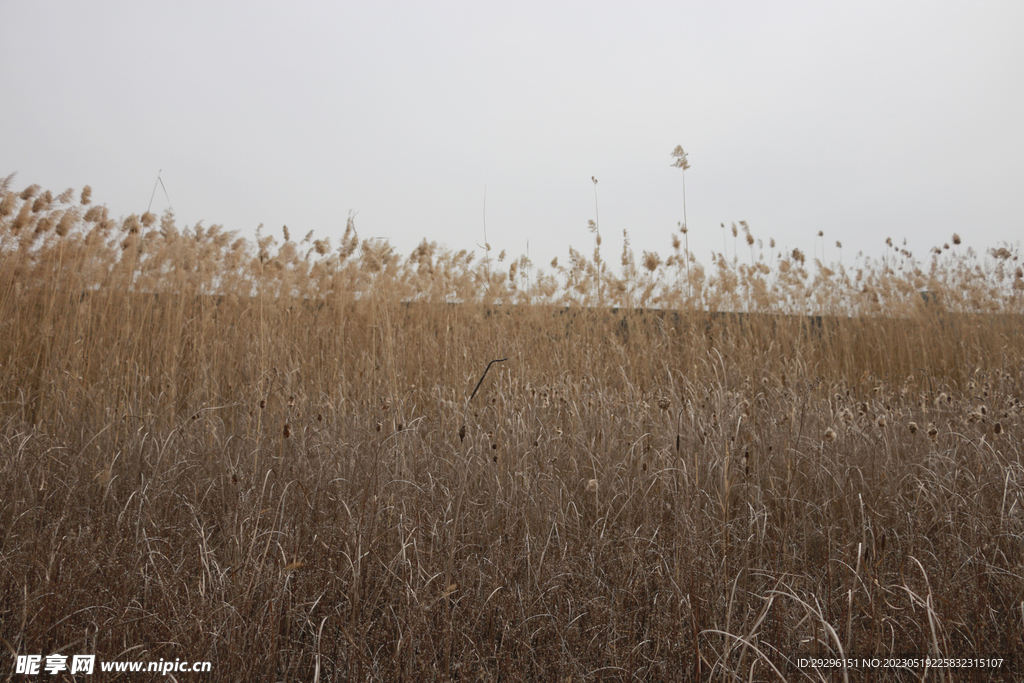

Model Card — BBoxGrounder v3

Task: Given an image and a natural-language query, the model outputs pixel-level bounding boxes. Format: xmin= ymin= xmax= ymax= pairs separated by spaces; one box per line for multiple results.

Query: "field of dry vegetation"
xmin=2 ymin=175 xmax=1024 ymax=681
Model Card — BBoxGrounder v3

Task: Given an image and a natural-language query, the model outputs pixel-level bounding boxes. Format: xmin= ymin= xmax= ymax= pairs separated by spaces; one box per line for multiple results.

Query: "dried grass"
xmin=1 ymin=179 xmax=1022 ymax=680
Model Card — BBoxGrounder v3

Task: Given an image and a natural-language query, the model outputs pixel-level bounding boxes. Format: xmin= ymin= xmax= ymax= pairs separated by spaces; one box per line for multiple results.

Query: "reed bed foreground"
xmin=2 ymin=179 xmax=1023 ymax=681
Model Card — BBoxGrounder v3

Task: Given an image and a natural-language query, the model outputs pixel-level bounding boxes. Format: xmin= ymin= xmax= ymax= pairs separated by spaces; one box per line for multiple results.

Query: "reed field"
xmin=2 ymin=174 xmax=1024 ymax=681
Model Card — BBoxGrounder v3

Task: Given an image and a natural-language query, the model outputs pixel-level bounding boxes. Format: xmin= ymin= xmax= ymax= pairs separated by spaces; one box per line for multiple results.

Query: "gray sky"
xmin=2 ymin=0 xmax=1022 ymax=271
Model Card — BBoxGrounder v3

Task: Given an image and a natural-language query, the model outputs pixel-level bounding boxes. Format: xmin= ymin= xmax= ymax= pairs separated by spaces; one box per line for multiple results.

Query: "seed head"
xmin=824 ymin=428 xmax=837 ymax=442
xmin=55 ymin=211 xmax=76 ymax=237
xmin=658 ymin=397 xmax=671 ymax=411
xmin=31 ymin=190 xmax=52 ymax=213
xmin=643 ymin=250 xmax=660 ymax=272
xmin=670 ymin=145 xmax=690 ymax=170
xmin=0 ymin=192 xmax=16 ymax=218
xmin=35 ymin=215 xmax=55 ymax=235
xmin=908 ymin=421 xmax=918 ymax=434
xmin=586 ymin=478 xmax=599 ymax=493
xmin=283 ymin=424 xmax=291 ymax=438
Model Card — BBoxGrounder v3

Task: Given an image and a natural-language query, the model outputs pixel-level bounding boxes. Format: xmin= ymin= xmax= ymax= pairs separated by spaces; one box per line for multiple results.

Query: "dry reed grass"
xmin=1 ymin=176 xmax=1022 ymax=680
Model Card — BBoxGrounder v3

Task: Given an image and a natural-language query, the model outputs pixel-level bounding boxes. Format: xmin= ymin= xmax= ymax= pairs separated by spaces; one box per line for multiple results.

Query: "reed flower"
xmin=0 ymin=192 xmax=16 ymax=218
xmin=55 ymin=210 xmax=77 ymax=237
xmin=31 ymin=190 xmax=52 ymax=213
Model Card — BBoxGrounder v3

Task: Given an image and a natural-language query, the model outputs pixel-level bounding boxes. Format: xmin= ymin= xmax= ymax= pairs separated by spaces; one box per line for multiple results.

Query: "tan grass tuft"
xmin=31 ymin=190 xmax=52 ymax=213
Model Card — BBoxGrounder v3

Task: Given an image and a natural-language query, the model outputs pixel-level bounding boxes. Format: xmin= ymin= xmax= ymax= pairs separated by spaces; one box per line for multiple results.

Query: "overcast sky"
xmin=2 ymin=0 xmax=1022 ymax=270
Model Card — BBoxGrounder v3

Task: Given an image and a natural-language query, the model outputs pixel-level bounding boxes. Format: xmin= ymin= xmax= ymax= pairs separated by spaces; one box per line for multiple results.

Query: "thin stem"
xmin=682 ymin=168 xmax=690 ymax=301
xmin=592 ymin=176 xmax=602 ymax=306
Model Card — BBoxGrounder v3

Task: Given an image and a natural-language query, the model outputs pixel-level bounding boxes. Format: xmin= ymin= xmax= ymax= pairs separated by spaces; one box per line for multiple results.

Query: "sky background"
xmin=2 ymin=0 xmax=1022 ymax=271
